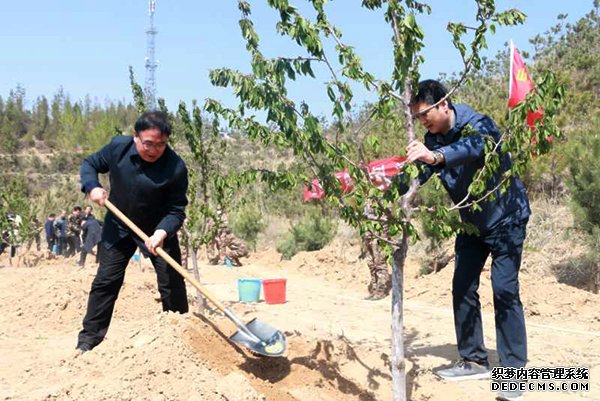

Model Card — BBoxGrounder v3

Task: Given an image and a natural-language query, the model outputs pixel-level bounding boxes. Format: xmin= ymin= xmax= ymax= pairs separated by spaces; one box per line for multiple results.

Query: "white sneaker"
xmin=436 ymin=360 xmax=490 ymax=381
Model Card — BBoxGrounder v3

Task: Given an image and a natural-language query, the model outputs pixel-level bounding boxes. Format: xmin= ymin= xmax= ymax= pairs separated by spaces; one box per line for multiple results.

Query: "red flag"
xmin=508 ymin=41 xmax=543 ymax=130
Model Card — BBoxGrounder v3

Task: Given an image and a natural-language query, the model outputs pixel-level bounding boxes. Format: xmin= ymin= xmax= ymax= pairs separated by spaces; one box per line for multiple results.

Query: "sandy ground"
xmin=0 ymin=244 xmax=598 ymax=401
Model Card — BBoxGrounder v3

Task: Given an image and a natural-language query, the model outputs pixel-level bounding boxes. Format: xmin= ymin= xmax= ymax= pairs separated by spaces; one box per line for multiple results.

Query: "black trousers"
xmin=78 ymin=235 xmax=188 ymax=347
xmin=78 ymin=244 xmax=101 ymax=267
xmin=56 ymin=237 xmax=66 ymax=256
xmin=453 ymin=219 xmax=528 ymax=368
xmin=66 ymin=235 xmax=81 ymax=257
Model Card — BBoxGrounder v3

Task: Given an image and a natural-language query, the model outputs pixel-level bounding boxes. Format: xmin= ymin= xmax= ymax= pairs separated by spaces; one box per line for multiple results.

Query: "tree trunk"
xmin=189 ymin=247 xmax=206 ymax=313
xmin=389 ymin=80 xmax=419 ymax=401
xmin=391 ymin=232 xmax=410 ymax=401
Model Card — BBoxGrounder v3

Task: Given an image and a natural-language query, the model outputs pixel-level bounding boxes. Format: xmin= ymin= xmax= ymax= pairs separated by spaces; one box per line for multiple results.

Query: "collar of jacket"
xmin=435 ymin=104 xmax=477 ymax=146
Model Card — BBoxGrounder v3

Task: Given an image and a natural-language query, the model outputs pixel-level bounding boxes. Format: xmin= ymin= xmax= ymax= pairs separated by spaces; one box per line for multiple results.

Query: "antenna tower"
xmin=144 ymin=0 xmax=158 ymax=110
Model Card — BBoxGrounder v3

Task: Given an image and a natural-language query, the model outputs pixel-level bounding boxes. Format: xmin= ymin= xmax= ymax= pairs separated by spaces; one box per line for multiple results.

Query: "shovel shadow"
xmin=238 ymin=354 xmax=292 ymax=383
xmin=238 ymin=337 xmax=382 ymax=401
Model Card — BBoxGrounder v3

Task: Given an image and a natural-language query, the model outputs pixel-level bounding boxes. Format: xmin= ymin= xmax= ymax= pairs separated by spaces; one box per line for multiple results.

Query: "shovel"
xmin=104 ymin=199 xmax=287 ymax=357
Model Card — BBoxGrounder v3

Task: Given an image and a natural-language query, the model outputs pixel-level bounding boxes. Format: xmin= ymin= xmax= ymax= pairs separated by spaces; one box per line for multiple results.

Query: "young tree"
xmin=0 ymin=176 xmax=39 ymax=265
xmin=27 ymin=96 xmax=50 ymax=142
xmin=566 ymin=115 xmax=600 ymax=293
xmin=204 ymin=1 xmax=563 ymax=399
xmin=0 ymin=86 xmax=29 ymax=152
xmin=177 ymin=100 xmax=238 ymax=311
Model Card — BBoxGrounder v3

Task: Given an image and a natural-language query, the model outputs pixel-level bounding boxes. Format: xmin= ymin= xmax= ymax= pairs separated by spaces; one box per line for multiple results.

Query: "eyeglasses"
xmin=140 ymin=140 xmax=168 ymax=150
xmin=412 ymin=106 xmax=435 ymax=122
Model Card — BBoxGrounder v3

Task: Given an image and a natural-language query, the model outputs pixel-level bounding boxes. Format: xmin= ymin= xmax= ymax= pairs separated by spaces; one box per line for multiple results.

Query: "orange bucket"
xmin=262 ymin=279 xmax=287 ymax=304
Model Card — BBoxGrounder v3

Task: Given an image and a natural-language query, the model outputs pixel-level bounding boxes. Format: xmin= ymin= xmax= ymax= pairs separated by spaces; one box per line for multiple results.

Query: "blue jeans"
xmin=453 ymin=219 xmax=528 ymax=368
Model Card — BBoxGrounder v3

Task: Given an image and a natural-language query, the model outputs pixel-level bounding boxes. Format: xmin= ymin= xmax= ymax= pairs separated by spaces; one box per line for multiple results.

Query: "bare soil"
xmin=0 ymin=242 xmax=598 ymax=401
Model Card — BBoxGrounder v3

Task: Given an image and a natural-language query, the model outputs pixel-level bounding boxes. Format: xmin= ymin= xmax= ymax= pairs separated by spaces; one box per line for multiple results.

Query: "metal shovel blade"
xmin=229 ymin=318 xmax=287 ymax=357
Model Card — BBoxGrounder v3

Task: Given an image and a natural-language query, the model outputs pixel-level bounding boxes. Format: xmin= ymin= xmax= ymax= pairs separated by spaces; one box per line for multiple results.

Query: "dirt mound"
xmin=0 ymin=261 xmax=390 ymax=401
xmin=185 ymin=320 xmax=390 ymax=401
xmin=246 ymin=235 xmax=370 ymax=289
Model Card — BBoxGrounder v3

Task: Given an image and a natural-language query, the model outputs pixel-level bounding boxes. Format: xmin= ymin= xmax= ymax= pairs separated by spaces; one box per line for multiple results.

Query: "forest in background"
xmin=1 ymin=3 xmax=598 ymax=291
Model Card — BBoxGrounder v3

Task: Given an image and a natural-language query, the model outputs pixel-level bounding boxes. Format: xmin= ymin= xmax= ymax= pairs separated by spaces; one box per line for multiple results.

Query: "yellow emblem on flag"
xmin=516 ymin=68 xmax=528 ymax=82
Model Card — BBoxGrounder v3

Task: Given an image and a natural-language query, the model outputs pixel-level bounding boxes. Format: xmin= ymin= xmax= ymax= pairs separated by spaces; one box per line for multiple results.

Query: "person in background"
xmin=83 ymin=205 xmax=94 ymax=220
xmin=76 ymin=111 xmax=189 ymax=353
xmin=66 ymin=206 xmax=83 ymax=257
xmin=54 ymin=211 xmax=67 ymax=256
xmin=0 ymin=212 xmax=10 ymax=259
xmin=78 ymin=214 xmax=102 ymax=268
xmin=5 ymin=212 xmax=22 ymax=260
xmin=44 ymin=213 xmax=57 ymax=253
xmin=30 ymin=216 xmax=42 ymax=252
xmin=207 ymin=209 xmax=248 ymax=267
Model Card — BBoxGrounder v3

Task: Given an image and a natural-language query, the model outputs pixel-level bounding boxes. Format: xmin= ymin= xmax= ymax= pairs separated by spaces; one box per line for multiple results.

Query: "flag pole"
xmin=507 ymin=39 xmax=515 ymax=119
xmin=508 ymin=39 xmax=514 ymax=105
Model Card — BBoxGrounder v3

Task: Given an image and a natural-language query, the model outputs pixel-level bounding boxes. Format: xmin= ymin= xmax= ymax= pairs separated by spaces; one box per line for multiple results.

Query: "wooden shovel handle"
xmin=104 ymin=199 xmax=227 ymax=312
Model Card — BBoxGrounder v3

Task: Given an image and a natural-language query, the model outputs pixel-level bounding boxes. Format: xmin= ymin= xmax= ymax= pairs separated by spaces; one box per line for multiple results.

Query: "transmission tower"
xmin=144 ymin=0 xmax=158 ymax=110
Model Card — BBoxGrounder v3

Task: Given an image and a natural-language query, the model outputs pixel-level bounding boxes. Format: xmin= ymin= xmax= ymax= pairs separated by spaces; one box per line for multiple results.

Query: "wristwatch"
xmin=431 ymin=150 xmax=444 ymax=166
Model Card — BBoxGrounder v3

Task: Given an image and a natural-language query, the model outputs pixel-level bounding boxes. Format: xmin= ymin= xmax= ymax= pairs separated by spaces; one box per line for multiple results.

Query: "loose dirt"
xmin=1 ymin=243 xmax=598 ymax=401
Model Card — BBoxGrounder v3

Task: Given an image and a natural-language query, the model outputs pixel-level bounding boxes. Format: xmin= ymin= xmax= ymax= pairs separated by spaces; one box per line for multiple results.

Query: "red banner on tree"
xmin=367 ymin=156 xmax=407 ymax=177
xmin=335 ymin=169 xmax=354 ymax=193
xmin=303 ymin=178 xmax=325 ymax=202
xmin=303 ymin=156 xmax=407 ymax=200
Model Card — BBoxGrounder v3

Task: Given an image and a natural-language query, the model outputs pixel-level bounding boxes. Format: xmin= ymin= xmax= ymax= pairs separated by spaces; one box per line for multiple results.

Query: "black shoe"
xmin=76 ymin=342 xmax=93 ymax=353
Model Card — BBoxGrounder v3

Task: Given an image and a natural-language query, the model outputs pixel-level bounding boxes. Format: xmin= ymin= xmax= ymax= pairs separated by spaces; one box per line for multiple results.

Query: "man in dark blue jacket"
xmin=44 ymin=213 xmax=56 ymax=252
xmin=76 ymin=111 xmax=189 ymax=353
xmin=406 ymin=80 xmax=529 ymax=390
xmin=78 ymin=214 xmax=102 ymax=268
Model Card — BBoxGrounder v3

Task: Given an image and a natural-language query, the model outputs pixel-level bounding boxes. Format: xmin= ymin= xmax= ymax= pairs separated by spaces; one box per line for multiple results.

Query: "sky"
xmin=0 ymin=1 xmax=593 ymax=118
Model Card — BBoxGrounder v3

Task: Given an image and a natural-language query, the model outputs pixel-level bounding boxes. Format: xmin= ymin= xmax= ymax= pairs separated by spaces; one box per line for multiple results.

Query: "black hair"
xmin=49 ymin=213 xmax=56 ymax=218
xmin=134 ymin=111 xmax=172 ymax=137
xmin=73 ymin=206 xmax=82 ymax=212
xmin=410 ymin=79 xmax=453 ymax=109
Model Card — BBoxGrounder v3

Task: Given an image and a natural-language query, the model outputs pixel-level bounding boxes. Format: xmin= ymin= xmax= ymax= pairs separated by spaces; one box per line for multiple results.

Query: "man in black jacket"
xmin=76 ymin=111 xmax=189 ymax=352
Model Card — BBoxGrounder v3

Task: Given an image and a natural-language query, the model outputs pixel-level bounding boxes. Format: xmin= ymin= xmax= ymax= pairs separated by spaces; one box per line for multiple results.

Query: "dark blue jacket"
xmin=54 ymin=218 xmax=67 ymax=239
xmin=81 ymin=216 xmax=102 ymax=253
xmin=44 ymin=219 xmax=55 ymax=241
xmin=412 ymin=104 xmax=530 ymax=235
xmin=80 ymin=135 xmax=188 ymax=250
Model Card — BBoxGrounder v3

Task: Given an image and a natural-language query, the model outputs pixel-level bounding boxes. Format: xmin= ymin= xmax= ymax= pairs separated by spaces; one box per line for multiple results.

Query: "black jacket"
xmin=80 ymin=135 xmax=188 ymax=249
